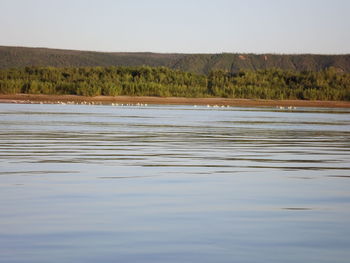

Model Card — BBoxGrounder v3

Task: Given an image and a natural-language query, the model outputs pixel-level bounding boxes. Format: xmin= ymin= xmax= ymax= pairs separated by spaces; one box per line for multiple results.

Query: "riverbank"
xmin=1 ymin=94 xmax=350 ymax=108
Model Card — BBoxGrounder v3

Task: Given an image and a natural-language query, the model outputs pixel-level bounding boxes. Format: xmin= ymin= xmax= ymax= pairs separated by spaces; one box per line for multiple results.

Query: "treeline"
xmin=0 ymin=66 xmax=349 ymax=100
xmin=208 ymin=68 xmax=350 ymax=100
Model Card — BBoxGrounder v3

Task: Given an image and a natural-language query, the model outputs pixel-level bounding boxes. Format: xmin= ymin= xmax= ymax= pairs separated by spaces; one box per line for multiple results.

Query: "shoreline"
xmin=1 ymin=94 xmax=350 ymax=108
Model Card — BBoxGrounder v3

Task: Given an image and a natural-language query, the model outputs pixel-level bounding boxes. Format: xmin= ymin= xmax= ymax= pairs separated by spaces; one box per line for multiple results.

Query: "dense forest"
xmin=1 ymin=46 xmax=350 ymax=74
xmin=0 ymin=66 xmax=349 ymax=100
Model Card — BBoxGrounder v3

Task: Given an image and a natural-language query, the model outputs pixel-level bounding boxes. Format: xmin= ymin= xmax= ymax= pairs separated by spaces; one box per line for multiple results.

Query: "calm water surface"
xmin=0 ymin=103 xmax=350 ymax=263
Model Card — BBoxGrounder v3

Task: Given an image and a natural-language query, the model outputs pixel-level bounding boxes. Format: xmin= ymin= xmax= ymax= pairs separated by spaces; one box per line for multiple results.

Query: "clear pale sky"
xmin=1 ymin=0 xmax=349 ymax=54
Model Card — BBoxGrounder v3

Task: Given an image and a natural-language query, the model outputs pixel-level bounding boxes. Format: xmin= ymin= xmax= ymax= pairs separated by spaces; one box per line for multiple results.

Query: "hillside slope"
xmin=1 ymin=46 xmax=349 ymax=74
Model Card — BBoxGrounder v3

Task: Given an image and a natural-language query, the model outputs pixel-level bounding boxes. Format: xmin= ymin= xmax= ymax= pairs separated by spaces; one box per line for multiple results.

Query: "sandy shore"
xmin=1 ymin=94 xmax=350 ymax=108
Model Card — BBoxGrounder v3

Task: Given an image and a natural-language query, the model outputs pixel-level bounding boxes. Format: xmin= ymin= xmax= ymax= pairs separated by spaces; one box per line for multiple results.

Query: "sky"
xmin=0 ymin=0 xmax=349 ymax=54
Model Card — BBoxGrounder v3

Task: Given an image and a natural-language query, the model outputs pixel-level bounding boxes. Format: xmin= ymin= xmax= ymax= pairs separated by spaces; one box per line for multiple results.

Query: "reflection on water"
xmin=0 ymin=103 xmax=350 ymax=263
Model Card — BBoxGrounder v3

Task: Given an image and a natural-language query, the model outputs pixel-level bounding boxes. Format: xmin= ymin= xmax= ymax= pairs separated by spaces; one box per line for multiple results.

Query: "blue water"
xmin=0 ymin=103 xmax=350 ymax=263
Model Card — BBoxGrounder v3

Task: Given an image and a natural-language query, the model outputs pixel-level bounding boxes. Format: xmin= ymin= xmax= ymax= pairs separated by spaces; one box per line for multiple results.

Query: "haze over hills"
xmin=1 ymin=46 xmax=350 ymax=74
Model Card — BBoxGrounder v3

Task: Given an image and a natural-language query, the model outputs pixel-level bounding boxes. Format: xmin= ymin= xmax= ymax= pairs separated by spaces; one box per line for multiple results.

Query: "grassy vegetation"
xmin=0 ymin=66 xmax=349 ymax=100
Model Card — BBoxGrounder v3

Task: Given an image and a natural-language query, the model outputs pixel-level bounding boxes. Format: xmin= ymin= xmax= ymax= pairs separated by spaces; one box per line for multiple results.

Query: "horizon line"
xmin=1 ymin=45 xmax=349 ymax=56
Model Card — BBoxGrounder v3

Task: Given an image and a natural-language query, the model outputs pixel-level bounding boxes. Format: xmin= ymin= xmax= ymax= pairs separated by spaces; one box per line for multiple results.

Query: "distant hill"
xmin=1 ymin=46 xmax=350 ymax=74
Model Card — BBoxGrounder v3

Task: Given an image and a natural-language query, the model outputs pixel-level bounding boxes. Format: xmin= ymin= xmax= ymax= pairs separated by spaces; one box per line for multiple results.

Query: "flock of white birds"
xmin=14 ymin=100 xmax=298 ymax=110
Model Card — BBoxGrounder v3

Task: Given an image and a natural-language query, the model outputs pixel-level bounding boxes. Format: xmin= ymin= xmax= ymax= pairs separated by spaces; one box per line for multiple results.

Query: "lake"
xmin=0 ymin=103 xmax=350 ymax=263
